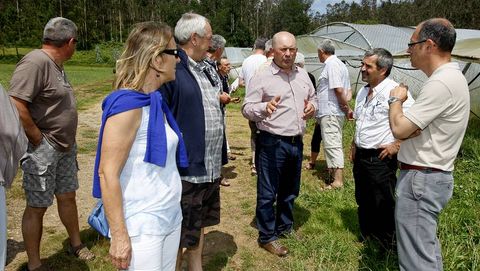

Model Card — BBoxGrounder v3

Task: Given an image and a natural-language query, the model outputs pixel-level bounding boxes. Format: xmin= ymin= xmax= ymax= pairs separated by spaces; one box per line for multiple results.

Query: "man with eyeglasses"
xmin=316 ymin=39 xmax=352 ymax=190
xmin=242 ymin=31 xmax=316 ymax=257
xmin=389 ymin=18 xmax=470 ymax=271
xmin=159 ymin=13 xmax=224 ymax=271
xmin=9 ymin=17 xmax=94 ymax=271
xmin=350 ymin=48 xmax=413 ymax=249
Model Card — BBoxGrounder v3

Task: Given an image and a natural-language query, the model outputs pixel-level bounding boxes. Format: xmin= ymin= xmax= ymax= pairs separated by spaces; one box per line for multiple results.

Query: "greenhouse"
xmin=225 ymin=22 xmax=480 ymax=118
xmin=297 ymin=22 xmax=480 ymax=118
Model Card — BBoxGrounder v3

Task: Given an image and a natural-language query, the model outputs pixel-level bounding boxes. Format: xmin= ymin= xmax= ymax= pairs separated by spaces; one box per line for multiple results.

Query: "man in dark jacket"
xmin=160 ymin=13 xmax=224 ymax=271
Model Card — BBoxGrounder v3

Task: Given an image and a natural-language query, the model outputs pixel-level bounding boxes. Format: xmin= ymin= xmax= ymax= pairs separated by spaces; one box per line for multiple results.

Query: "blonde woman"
xmin=92 ymin=21 xmax=188 ymax=270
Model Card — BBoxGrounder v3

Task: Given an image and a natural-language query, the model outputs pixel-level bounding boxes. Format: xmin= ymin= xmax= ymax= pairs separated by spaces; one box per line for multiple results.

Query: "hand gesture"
xmin=266 ymin=96 xmax=281 ymax=117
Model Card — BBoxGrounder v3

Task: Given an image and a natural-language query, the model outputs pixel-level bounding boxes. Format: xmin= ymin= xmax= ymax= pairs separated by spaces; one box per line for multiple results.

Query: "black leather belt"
xmin=355 ymin=147 xmax=382 ymax=157
xmin=259 ymin=130 xmax=302 ymax=144
xmin=399 ymin=162 xmax=444 ymax=172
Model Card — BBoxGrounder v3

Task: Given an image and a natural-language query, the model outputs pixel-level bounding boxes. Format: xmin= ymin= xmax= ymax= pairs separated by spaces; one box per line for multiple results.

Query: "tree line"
xmin=315 ymin=0 xmax=480 ymax=28
xmin=0 ymin=0 xmax=479 ymax=51
xmin=0 ymin=0 xmax=314 ymax=50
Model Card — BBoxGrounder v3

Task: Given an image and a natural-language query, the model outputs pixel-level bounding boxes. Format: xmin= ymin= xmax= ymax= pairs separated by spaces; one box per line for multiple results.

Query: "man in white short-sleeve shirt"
xmin=316 ymin=39 xmax=352 ymax=189
xmin=389 ymin=18 xmax=470 ymax=271
xmin=351 ymin=48 xmax=413 ymax=249
xmin=240 ymin=38 xmax=268 ymax=174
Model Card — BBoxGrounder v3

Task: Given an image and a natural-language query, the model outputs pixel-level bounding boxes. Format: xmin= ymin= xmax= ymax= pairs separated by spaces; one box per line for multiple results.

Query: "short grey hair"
xmin=364 ymin=48 xmax=394 ymax=77
xmin=318 ymin=39 xmax=335 ymax=55
xmin=174 ymin=13 xmax=209 ymax=45
xmin=43 ymin=17 xmax=77 ymax=47
xmin=210 ymin=34 xmax=226 ymax=51
xmin=265 ymin=39 xmax=273 ymax=52
xmin=253 ymin=37 xmax=267 ymax=50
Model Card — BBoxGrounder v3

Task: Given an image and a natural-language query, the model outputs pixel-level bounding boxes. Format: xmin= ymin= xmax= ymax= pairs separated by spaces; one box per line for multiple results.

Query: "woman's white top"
xmin=119 ymin=106 xmax=182 ymax=237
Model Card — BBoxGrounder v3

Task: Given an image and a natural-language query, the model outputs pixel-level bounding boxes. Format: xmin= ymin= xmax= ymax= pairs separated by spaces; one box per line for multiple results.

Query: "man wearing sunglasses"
xmin=389 ymin=18 xmax=470 ymax=271
xmin=350 ymin=48 xmax=414 ymax=250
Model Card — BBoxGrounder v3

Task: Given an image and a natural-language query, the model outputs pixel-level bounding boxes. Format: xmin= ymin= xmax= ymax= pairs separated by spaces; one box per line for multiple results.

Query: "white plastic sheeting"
xmin=296 ymin=22 xmax=480 ymax=118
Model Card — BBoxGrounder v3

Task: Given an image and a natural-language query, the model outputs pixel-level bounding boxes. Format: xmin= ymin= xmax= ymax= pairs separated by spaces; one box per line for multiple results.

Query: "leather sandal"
xmin=304 ymin=162 xmax=316 ymax=170
xmin=68 ymin=243 xmax=95 ymax=260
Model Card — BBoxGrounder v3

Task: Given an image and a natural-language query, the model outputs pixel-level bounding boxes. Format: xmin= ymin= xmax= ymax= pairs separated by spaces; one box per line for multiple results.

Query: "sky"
xmin=310 ymin=0 xmax=360 ymax=14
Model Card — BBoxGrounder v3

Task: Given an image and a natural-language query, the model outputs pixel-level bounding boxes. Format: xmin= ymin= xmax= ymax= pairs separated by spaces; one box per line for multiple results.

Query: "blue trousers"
xmin=255 ymin=131 xmax=303 ymax=244
xmin=395 ymin=169 xmax=453 ymax=271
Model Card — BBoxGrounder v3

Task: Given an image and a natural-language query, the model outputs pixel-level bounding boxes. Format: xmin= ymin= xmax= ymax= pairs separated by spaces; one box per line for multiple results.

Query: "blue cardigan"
xmin=92 ymin=89 xmax=188 ymax=198
xmin=159 ymin=48 xmax=208 ymax=177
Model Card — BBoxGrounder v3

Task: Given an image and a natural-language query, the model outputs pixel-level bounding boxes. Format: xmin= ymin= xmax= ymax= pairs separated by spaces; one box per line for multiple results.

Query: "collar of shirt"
xmin=324 ymin=54 xmax=338 ymax=64
xmin=358 ymin=78 xmax=393 ymax=106
xmin=188 ymin=57 xmax=221 ymax=88
xmin=431 ymin=62 xmax=460 ymax=77
xmin=354 ymin=78 xmax=398 ymax=149
xmin=269 ymin=60 xmax=299 ymax=75
xmin=188 ymin=56 xmax=206 ymax=72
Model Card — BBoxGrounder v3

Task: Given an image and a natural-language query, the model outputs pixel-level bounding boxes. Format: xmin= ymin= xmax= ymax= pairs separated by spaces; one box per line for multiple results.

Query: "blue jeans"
xmin=255 ymin=131 xmax=303 ymax=244
xmin=395 ymin=169 xmax=453 ymax=271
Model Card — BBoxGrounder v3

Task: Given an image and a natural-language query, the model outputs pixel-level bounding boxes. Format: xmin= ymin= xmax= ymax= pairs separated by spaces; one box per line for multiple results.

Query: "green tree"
xmin=271 ymin=0 xmax=313 ymax=35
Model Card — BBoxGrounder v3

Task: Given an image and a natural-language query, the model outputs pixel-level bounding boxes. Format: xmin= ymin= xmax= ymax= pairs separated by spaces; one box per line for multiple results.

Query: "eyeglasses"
xmin=162 ymin=49 xmax=179 ymax=57
xmin=407 ymin=39 xmax=427 ymax=48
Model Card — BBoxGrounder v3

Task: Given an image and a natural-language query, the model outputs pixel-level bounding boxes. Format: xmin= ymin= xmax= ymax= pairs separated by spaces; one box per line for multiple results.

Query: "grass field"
xmin=1 ymin=60 xmax=479 ymax=270
xmin=0 ymin=63 xmax=114 ymax=111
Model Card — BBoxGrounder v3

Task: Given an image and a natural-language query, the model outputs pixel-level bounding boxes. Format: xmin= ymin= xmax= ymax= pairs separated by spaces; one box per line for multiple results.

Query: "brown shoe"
xmin=259 ymin=240 xmax=288 ymax=257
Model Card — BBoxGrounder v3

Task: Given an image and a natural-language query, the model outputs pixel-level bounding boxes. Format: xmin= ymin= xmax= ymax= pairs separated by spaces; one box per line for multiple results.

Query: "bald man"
xmin=242 ymin=31 xmax=316 ymax=257
xmin=389 ymin=18 xmax=470 ymax=270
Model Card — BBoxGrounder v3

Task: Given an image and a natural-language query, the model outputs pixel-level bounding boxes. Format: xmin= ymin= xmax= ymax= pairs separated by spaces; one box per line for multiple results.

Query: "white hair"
xmin=174 ymin=13 xmax=209 ymax=45
xmin=317 ymin=39 xmax=335 ymax=55
xmin=265 ymin=39 xmax=273 ymax=52
xmin=294 ymin=52 xmax=305 ymax=65
xmin=43 ymin=17 xmax=77 ymax=47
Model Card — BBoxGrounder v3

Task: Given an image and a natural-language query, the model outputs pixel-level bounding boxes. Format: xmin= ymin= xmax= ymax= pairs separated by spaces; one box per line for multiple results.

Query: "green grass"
xmin=0 ymin=43 xmax=123 ymax=66
xmin=0 ymin=64 xmax=114 ymax=112
xmin=0 ymin=64 xmax=16 ymax=87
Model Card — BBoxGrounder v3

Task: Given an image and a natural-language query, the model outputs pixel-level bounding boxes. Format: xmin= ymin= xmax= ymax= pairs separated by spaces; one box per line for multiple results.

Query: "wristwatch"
xmin=388 ymin=96 xmax=401 ymax=105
